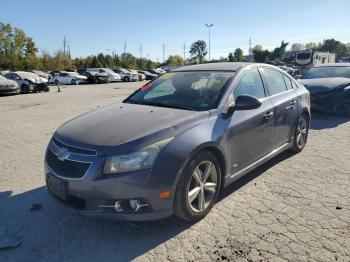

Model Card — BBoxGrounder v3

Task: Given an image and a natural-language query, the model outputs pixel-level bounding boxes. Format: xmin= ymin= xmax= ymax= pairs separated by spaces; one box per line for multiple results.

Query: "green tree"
xmin=304 ymin=42 xmax=317 ymax=50
xmin=189 ymin=40 xmax=207 ymax=64
xmin=165 ymin=55 xmax=184 ymax=66
xmin=228 ymin=52 xmax=234 ymax=62
xmin=233 ymin=48 xmax=244 ymax=61
xmin=120 ymin=53 xmax=137 ymax=68
xmin=291 ymin=43 xmax=304 ymax=52
xmin=318 ymin=39 xmax=348 ymax=57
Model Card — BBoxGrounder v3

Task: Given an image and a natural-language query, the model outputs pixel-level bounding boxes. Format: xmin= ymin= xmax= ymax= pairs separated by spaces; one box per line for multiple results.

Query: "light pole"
xmin=205 ymin=24 xmax=213 ymax=61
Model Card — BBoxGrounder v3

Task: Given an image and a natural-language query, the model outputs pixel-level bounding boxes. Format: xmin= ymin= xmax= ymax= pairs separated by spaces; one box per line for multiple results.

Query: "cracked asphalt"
xmin=0 ymin=82 xmax=349 ymax=261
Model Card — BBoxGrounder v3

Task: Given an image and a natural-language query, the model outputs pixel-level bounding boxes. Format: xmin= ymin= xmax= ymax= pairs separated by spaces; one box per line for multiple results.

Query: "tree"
xmin=253 ymin=49 xmax=270 ymax=63
xmin=189 ymin=40 xmax=207 ymax=64
xmin=233 ymin=48 xmax=244 ymax=61
xmin=304 ymin=42 xmax=317 ymax=50
xmin=252 ymin=45 xmax=263 ymax=53
xmin=291 ymin=43 xmax=304 ymax=52
xmin=318 ymin=39 xmax=348 ymax=57
xmin=272 ymin=41 xmax=289 ymax=61
xmin=228 ymin=52 xmax=234 ymax=62
xmin=165 ymin=55 xmax=184 ymax=66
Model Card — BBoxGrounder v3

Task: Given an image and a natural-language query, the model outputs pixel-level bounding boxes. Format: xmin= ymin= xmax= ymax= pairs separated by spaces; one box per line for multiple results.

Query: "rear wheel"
xmin=71 ymin=79 xmax=77 ymax=85
xmin=21 ymin=84 xmax=30 ymax=94
xmin=174 ymin=150 xmax=221 ymax=222
xmin=290 ymin=114 xmax=309 ymax=153
xmin=123 ymin=76 xmax=130 ymax=82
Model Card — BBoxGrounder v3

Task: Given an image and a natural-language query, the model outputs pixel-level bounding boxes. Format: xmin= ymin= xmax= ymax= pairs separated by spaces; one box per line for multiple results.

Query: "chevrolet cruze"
xmin=45 ymin=62 xmax=310 ymax=222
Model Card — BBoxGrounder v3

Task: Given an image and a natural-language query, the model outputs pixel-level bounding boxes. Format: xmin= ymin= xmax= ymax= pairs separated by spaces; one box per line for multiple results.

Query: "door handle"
xmin=264 ymin=111 xmax=274 ymax=118
xmin=285 ymin=100 xmax=296 ymax=110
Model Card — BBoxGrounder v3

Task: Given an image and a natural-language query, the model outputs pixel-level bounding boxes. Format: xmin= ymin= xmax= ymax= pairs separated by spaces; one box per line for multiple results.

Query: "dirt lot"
xmin=0 ymin=82 xmax=349 ymax=261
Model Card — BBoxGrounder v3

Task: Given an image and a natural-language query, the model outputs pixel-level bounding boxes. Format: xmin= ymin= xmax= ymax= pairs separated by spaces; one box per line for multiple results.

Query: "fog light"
xmin=129 ymin=199 xmax=149 ymax=212
xmin=114 ymin=201 xmax=123 ymax=213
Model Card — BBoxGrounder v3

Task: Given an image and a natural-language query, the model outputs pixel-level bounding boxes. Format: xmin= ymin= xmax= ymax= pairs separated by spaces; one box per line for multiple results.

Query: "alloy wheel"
xmin=296 ymin=117 xmax=308 ymax=149
xmin=187 ymin=161 xmax=218 ymax=213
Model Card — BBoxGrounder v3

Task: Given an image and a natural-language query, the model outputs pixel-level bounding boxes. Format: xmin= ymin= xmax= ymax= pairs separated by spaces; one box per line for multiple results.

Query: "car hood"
xmin=0 ymin=78 xmax=17 ymax=86
xmin=298 ymin=77 xmax=350 ymax=94
xmin=55 ymin=103 xmax=209 ymax=155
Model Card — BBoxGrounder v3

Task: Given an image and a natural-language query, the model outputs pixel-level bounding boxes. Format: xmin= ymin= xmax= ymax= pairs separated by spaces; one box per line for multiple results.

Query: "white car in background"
xmin=53 ymin=71 xmax=87 ymax=85
xmin=87 ymin=68 xmax=121 ymax=82
xmin=113 ymin=68 xmax=139 ymax=82
xmin=4 ymin=71 xmax=49 ymax=93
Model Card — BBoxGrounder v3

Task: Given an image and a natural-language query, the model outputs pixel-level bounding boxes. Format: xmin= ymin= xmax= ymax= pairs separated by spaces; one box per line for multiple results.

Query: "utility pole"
xmin=147 ymin=53 xmax=150 ymax=60
xmin=205 ymin=24 xmax=213 ymax=61
xmin=62 ymin=36 xmax=67 ymax=56
xmin=139 ymin=44 xmax=142 ymax=58
xmin=68 ymin=45 xmax=71 ymax=58
xmin=183 ymin=43 xmax=186 ymax=64
xmin=249 ymin=37 xmax=252 ymax=62
xmin=162 ymin=42 xmax=165 ymax=63
xmin=123 ymin=41 xmax=127 ymax=54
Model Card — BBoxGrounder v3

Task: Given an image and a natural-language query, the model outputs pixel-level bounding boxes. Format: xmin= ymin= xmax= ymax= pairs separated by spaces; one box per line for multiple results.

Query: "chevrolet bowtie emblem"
xmin=57 ymin=147 xmax=70 ymax=161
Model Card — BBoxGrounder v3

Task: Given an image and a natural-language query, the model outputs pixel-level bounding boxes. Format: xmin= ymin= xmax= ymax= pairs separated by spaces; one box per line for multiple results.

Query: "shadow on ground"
xmin=0 ymin=150 xmax=296 ymax=261
xmin=310 ymin=114 xmax=349 ymax=130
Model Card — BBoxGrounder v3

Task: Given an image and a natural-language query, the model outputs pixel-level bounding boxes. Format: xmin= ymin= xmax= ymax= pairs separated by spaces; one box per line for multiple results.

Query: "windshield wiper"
xmin=139 ymin=101 xmax=195 ymax=111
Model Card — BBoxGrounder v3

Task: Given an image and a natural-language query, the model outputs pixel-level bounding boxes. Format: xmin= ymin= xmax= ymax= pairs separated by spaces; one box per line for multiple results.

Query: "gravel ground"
xmin=0 ymin=82 xmax=349 ymax=262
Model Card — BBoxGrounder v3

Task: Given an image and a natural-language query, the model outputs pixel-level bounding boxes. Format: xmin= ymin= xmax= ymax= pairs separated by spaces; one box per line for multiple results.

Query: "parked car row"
xmin=0 ymin=67 xmax=165 ymax=95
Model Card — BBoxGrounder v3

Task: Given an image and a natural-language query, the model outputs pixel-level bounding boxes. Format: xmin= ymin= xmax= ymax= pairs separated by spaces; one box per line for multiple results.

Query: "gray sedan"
xmin=0 ymin=74 xmax=19 ymax=94
xmin=45 ymin=62 xmax=310 ymax=222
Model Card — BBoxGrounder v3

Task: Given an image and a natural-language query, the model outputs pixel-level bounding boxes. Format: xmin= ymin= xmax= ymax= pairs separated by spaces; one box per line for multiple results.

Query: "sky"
xmin=1 ymin=0 xmax=350 ymax=61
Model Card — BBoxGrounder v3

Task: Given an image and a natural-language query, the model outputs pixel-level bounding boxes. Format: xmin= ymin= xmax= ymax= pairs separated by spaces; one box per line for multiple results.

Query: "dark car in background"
xmin=45 ymin=62 xmax=310 ymax=222
xmin=138 ymin=70 xmax=157 ymax=80
xmin=298 ymin=63 xmax=350 ymax=115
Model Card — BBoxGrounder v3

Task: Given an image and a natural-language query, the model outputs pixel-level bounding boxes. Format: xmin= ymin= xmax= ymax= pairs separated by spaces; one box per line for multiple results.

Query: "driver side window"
xmin=233 ymin=68 xmax=265 ymax=99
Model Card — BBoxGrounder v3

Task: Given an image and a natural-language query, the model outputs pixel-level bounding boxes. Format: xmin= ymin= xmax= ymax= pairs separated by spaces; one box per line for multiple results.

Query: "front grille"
xmin=46 ymin=150 xmax=91 ymax=179
xmin=53 ymin=138 xmax=96 ymax=156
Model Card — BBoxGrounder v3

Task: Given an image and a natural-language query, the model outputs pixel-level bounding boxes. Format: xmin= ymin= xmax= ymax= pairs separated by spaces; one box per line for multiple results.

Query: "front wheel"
xmin=71 ymin=79 xmax=77 ymax=85
xmin=290 ymin=114 xmax=309 ymax=153
xmin=174 ymin=150 xmax=221 ymax=222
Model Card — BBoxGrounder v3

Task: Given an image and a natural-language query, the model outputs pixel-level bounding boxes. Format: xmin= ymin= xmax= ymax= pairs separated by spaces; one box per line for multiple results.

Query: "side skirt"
xmin=223 ymin=142 xmax=291 ymax=187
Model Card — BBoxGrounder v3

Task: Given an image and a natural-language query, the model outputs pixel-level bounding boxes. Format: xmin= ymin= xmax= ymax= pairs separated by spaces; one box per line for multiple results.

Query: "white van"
xmin=295 ymin=50 xmax=335 ymax=67
xmin=87 ymin=68 xmax=121 ymax=82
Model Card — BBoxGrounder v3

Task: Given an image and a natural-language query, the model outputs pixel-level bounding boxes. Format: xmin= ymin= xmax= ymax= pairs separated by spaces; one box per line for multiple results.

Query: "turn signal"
xmin=159 ymin=191 xmax=170 ymax=199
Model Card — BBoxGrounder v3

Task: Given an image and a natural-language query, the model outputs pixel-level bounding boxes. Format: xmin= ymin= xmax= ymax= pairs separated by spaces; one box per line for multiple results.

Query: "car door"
xmin=260 ymin=67 xmax=298 ymax=148
xmin=228 ymin=68 xmax=275 ymax=175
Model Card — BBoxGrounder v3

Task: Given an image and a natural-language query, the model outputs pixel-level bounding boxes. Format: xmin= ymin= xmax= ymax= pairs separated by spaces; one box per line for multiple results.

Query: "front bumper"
xmin=44 ymin=140 xmax=174 ymax=221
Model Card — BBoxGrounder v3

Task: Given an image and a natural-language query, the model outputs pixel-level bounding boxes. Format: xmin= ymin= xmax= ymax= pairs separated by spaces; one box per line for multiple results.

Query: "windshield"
xmin=120 ymin=69 xmax=130 ymax=73
xmin=124 ymin=71 xmax=234 ymax=111
xmin=296 ymin=52 xmax=311 ymax=60
xmin=301 ymin=66 xmax=350 ymax=79
xmin=69 ymin=72 xmax=80 ymax=77
xmin=103 ymin=68 xmax=115 ymax=74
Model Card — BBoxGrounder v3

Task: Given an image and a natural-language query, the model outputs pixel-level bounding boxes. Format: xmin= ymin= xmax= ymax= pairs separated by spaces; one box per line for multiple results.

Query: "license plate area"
xmin=46 ymin=174 xmax=67 ymax=201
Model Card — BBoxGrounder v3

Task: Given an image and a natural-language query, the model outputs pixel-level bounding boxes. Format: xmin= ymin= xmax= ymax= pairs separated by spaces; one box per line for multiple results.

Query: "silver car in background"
xmin=0 ymin=74 xmax=19 ymax=94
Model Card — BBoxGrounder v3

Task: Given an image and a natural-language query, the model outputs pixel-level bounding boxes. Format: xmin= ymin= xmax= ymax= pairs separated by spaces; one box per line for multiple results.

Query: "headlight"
xmin=103 ymin=138 xmax=173 ymax=174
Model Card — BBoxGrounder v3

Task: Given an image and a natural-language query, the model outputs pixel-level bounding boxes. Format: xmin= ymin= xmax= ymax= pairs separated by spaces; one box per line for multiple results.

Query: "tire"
xmin=54 ymin=80 xmax=59 ymax=85
xmin=174 ymin=150 xmax=221 ymax=222
xmin=71 ymin=79 xmax=77 ymax=85
xmin=21 ymin=84 xmax=30 ymax=94
xmin=44 ymin=87 xmax=50 ymax=92
xmin=123 ymin=76 xmax=130 ymax=82
xmin=290 ymin=114 xmax=309 ymax=153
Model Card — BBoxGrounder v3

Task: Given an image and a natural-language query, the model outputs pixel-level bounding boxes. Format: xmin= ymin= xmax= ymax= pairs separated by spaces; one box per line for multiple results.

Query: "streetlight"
xmin=205 ymin=24 xmax=213 ymax=61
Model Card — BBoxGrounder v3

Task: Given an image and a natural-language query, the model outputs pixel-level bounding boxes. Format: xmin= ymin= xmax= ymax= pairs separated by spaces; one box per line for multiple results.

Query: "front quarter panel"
xmin=148 ymin=112 xmax=229 ymax=202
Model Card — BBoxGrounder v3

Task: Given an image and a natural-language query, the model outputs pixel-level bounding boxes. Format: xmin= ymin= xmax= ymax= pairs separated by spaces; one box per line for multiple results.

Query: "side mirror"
xmin=235 ymin=95 xmax=262 ymax=110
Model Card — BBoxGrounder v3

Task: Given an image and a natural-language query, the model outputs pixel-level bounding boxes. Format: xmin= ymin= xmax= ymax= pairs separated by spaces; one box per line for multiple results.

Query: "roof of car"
xmin=172 ymin=62 xmax=253 ymax=72
xmin=313 ymin=63 xmax=350 ymax=68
